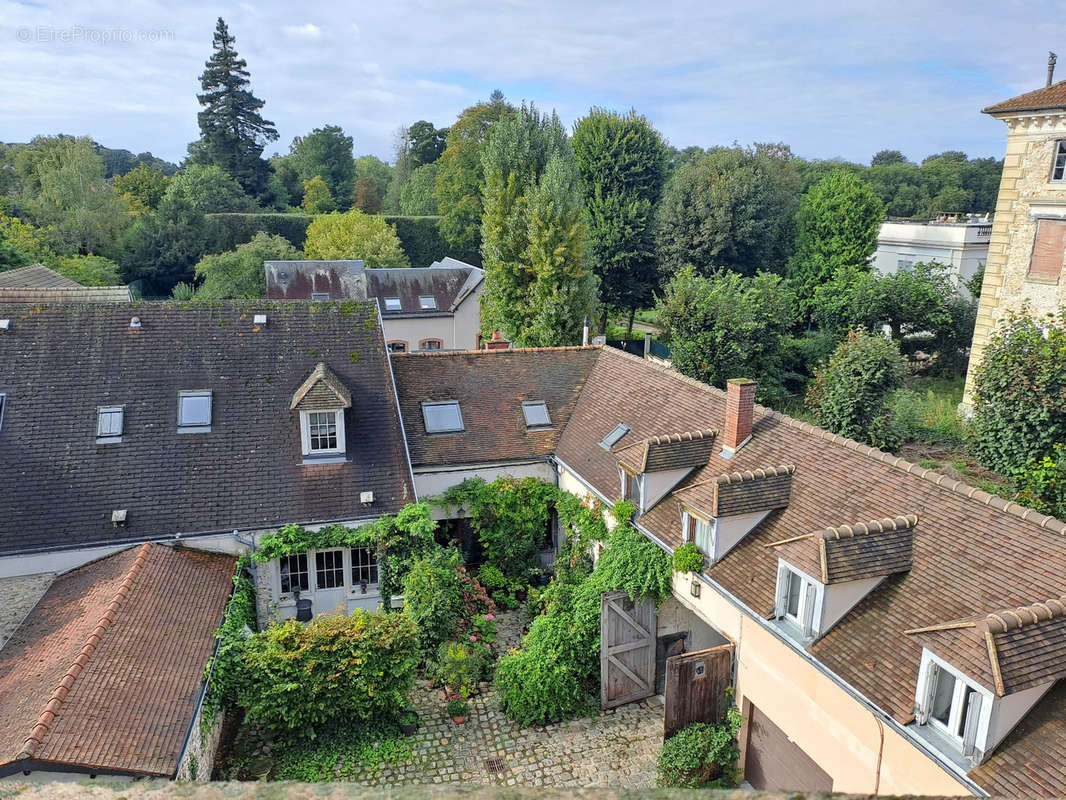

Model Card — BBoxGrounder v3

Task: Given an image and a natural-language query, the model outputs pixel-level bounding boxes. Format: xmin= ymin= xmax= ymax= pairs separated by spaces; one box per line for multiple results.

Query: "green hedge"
xmin=203 ymin=213 xmax=456 ymax=267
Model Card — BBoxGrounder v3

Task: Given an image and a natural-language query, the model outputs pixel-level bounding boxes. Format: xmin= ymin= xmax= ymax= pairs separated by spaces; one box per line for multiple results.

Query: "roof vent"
xmin=111 ymin=509 xmax=128 ymax=527
xmin=129 ymin=316 xmax=141 ymax=329
xmin=0 ymin=319 xmax=9 ymax=330
xmin=360 ymin=491 xmax=374 ymax=505
xmin=253 ymin=313 xmax=267 ymax=326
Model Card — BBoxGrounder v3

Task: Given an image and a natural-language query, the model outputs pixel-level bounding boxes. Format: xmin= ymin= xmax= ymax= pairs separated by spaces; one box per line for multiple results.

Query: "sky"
xmin=2 ymin=0 xmax=1064 ymax=167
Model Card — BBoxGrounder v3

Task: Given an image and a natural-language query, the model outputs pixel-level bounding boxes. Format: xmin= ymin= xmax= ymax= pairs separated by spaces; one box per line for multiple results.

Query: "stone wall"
xmin=962 ymin=111 xmax=1066 ymax=411
xmin=174 ymin=697 xmax=223 ymax=782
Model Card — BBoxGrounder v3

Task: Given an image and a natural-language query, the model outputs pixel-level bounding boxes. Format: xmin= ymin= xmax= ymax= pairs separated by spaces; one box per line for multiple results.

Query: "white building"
xmin=872 ymin=214 xmax=992 ymax=295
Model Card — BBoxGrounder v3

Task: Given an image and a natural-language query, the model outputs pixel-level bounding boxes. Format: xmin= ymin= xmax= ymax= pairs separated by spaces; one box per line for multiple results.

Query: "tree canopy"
xmin=303 ymin=209 xmax=410 ymax=268
xmin=288 ymin=125 xmax=356 ymax=209
xmin=194 ymin=231 xmax=301 ymax=298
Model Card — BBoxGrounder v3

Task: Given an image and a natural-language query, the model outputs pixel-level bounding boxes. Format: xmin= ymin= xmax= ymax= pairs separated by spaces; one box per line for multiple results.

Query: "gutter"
xmin=379 ymin=301 xmax=419 ymax=502
xmin=549 ymin=453 xmax=988 ymax=797
xmin=412 ymin=457 xmax=551 ymax=474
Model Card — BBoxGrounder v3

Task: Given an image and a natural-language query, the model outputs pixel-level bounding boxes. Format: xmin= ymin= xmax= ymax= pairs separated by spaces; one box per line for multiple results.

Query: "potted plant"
xmin=446 ymin=695 xmax=469 ymax=724
xmin=398 ymin=708 xmax=420 ymax=735
xmin=672 ymin=542 xmax=705 ymax=574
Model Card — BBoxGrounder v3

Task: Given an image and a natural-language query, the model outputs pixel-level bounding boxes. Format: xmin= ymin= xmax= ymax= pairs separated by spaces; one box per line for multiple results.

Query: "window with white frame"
xmin=1052 ymin=141 xmax=1066 ymax=181
xmin=177 ymin=390 xmax=212 ymax=432
xmin=315 ymin=549 xmax=345 ymax=589
xmin=384 ymin=297 xmax=402 ymax=312
xmin=521 ymin=401 xmax=551 ymax=428
xmin=388 ymin=341 xmax=407 ymax=353
xmin=299 ymin=409 xmax=346 ymax=457
xmin=776 ymin=563 xmax=820 ymax=638
xmin=96 ymin=406 xmax=124 ymax=443
xmin=620 ymin=469 xmax=643 ymax=508
xmin=311 ymin=292 xmax=331 ymax=301
xmin=918 ymin=657 xmax=985 ymax=756
xmin=280 ymin=553 xmax=309 ymax=594
xmin=693 ymin=514 xmax=715 ymax=557
xmin=419 ymin=295 xmax=437 ymax=310
xmin=422 ymin=400 xmax=463 ymax=433
xmin=351 ymin=546 xmax=378 ymax=589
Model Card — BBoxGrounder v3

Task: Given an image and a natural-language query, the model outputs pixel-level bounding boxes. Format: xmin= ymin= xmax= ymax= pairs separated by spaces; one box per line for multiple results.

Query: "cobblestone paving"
xmin=0 ymin=573 xmax=53 ymax=652
xmin=344 ymin=607 xmax=665 ymax=788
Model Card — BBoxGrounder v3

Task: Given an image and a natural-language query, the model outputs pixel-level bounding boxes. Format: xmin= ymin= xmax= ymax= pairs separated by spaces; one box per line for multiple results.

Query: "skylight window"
xmin=599 ymin=423 xmax=631 ymax=450
xmin=422 ymin=400 xmax=464 ymax=433
xmin=177 ymin=390 xmax=212 ymax=433
xmin=419 ymin=296 xmax=437 ymax=310
xmin=384 ymin=297 xmax=402 ymax=312
xmin=522 ymin=401 xmax=551 ymax=428
xmin=311 ymin=292 xmax=331 ymax=301
xmin=96 ymin=406 xmax=124 ymax=443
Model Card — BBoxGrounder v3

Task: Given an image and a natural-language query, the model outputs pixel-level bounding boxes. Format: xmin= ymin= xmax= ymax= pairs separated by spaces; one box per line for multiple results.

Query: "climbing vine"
xmin=203 ymin=554 xmax=258 ymax=725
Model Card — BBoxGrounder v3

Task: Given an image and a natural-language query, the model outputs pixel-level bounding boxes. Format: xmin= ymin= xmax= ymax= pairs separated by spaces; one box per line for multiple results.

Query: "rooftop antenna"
xmin=1048 ymin=52 xmax=1058 ymax=87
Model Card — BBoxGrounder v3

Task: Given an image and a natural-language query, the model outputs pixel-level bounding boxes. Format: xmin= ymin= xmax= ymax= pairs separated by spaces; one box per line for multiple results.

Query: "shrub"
xmin=193 ymin=232 xmax=301 ymax=299
xmin=657 ymin=711 xmax=743 ymax=789
xmin=304 ymin=209 xmax=409 ymax=268
xmin=970 ymin=310 xmax=1066 ymax=477
xmin=672 ymin=542 xmax=704 ymax=573
xmin=436 ymin=640 xmax=483 ymax=697
xmin=446 ymin=696 xmax=469 ymax=718
xmin=204 ymin=558 xmax=258 ymax=719
xmin=401 ymin=548 xmax=466 ymax=655
xmin=806 ymin=328 xmax=905 ymax=447
xmin=387 ymin=215 xmax=450 ymax=266
xmin=238 ymin=610 xmax=418 ymax=738
xmin=1015 ymin=443 xmax=1066 ymax=521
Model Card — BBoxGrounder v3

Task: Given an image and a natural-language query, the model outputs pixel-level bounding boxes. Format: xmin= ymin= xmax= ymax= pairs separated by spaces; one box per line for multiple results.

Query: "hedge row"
xmin=203 ymin=213 xmax=463 ymax=267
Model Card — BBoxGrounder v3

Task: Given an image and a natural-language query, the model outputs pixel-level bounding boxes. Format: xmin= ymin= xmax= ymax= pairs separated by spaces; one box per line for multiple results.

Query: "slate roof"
xmin=615 ymin=430 xmax=717 ymax=474
xmin=366 ymin=265 xmax=482 ymax=317
xmin=771 ymin=514 xmax=917 ymax=584
xmin=0 ymin=265 xmax=84 ymax=288
xmin=0 ymin=301 xmax=413 ymax=555
xmin=391 ymin=347 xmax=599 ymax=468
xmin=674 ymin=465 xmax=795 ymax=518
xmin=0 ymin=265 xmax=131 ymax=302
xmin=985 ymin=80 xmax=1066 ymax=114
xmin=0 ymin=543 xmax=234 ymax=777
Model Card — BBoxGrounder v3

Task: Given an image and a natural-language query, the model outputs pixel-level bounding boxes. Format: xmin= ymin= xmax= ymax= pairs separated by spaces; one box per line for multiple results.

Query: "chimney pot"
xmin=1049 ymin=51 xmax=1058 ymax=87
xmin=722 ymin=379 xmax=756 ymax=455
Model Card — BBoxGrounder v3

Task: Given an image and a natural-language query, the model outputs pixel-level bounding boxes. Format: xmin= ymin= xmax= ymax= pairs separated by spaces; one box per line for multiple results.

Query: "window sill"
xmin=1024 ymin=276 xmax=1061 ymax=285
xmin=177 ymin=425 xmax=212 ymax=434
xmin=96 ymin=436 xmax=122 ymax=445
xmin=301 ymin=455 xmax=349 ymax=465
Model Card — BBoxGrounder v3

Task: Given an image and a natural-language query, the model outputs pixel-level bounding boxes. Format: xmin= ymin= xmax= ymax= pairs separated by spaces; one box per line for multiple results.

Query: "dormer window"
xmin=384 ymin=298 xmax=402 ymax=312
xmin=301 ymin=410 xmax=345 ymax=456
xmin=914 ymin=652 xmax=989 ymax=760
xmin=522 ymin=401 xmax=551 ymax=429
xmin=177 ymin=390 xmax=212 ymax=433
xmin=775 ymin=561 xmax=822 ymax=638
xmin=96 ymin=406 xmax=124 ymax=444
xmin=620 ymin=468 xmax=643 ymax=507
xmin=419 ymin=296 xmax=437 ymax=310
xmin=422 ymin=400 xmax=463 ymax=433
xmin=290 ymin=362 xmax=352 ymax=464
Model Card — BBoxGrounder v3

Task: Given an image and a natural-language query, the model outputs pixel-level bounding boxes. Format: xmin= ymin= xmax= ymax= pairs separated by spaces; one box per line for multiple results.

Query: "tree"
xmin=120 ymin=189 xmax=209 ymax=293
xmin=399 ymin=163 xmax=440 ymax=216
xmin=188 ymin=18 xmax=278 ymax=199
xmin=270 ymin=155 xmax=303 ymax=208
xmin=300 ymin=175 xmax=336 ymax=214
xmin=435 ymin=91 xmax=514 ymax=263
xmin=353 ymin=156 xmax=391 ymax=205
xmin=788 ymin=169 xmax=884 ymax=319
xmin=303 ymin=209 xmax=409 ymax=268
xmin=352 ymin=177 xmax=383 ymax=213
xmin=165 ymin=164 xmax=256 ymax=215
xmin=572 ymin=108 xmax=668 ymax=332
xmin=657 ymin=266 xmax=795 ymax=400
xmin=805 ymin=329 xmax=904 ymax=448
xmin=871 ymin=149 xmax=908 ymax=167
xmin=114 ymin=164 xmax=171 ymax=212
xmin=288 ymin=125 xmax=355 ymax=208
xmin=408 ymin=120 xmax=448 ymax=168
xmin=53 ymin=255 xmax=122 ymax=286
xmin=656 ymin=146 xmax=798 ymax=278
xmin=194 ymin=231 xmax=301 ymax=298
xmin=970 ymin=310 xmax=1066 ymax=477
xmin=0 ymin=213 xmax=50 ymax=269
xmin=385 ymin=126 xmax=413 ymax=213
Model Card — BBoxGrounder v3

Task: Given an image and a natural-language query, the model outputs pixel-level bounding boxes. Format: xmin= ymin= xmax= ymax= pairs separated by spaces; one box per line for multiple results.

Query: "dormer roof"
xmin=674 ymin=464 xmax=794 ymax=518
xmin=770 ymin=514 xmax=917 ymax=584
xmin=615 ymin=429 xmax=718 ymax=474
xmin=290 ymin=362 xmax=352 ymax=411
xmin=907 ymin=597 xmax=1066 ymax=696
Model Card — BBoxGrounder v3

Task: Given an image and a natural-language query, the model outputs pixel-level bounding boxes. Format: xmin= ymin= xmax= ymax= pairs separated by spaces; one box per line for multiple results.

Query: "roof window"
xmin=599 ymin=423 xmax=631 ymax=450
xmin=419 ymin=296 xmax=437 ymax=310
xmin=522 ymin=401 xmax=551 ymax=428
xmin=422 ymin=400 xmax=464 ymax=433
xmin=311 ymin=292 xmax=331 ymax=301
xmin=384 ymin=298 xmax=402 ymax=312
xmin=177 ymin=390 xmax=212 ymax=433
xmin=0 ymin=393 xmax=5 ymax=431
xmin=96 ymin=406 xmax=124 ymax=444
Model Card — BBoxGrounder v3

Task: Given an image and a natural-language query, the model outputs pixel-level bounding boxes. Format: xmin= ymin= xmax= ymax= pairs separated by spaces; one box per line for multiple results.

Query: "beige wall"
xmin=381 ymin=281 xmax=484 ymax=352
xmin=962 ymin=111 xmax=1066 ymax=410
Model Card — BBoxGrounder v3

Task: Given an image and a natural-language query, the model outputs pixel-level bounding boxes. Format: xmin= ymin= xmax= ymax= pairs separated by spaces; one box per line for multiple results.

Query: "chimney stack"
xmin=582 ymin=316 xmax=590 ymax=346
xmin=722 ymin=379 xmax=756 ymax=456
xmin=1049 ymin=52 xmax=1058 ymax=87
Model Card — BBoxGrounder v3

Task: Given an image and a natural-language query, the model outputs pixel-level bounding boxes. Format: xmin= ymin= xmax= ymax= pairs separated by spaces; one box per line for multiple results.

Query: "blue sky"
xmin=2 ymin=0 xmax=1062 ymax=166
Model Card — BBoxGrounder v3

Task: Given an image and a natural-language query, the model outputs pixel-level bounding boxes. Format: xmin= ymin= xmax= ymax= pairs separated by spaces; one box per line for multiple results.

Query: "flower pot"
xmin=399 ymin=711 xmax=420 ymax=736
xmin=451 ymin=715 xmax=468 ymax=724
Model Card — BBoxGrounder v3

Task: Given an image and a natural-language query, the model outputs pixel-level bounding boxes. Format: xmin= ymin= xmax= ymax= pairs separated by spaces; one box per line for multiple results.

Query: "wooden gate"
xmin=600 ymin=590 xmax=656 ymax=709
xmin=664 ymin=643 xmax=734 ymax=738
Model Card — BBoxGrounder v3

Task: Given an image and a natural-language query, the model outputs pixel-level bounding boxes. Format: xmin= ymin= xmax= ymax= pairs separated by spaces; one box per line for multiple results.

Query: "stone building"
xmin=961 ymin=66 xmax=1066 ymax=410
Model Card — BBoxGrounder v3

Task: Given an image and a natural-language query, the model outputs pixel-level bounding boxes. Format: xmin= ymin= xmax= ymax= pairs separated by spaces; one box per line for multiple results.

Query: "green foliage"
xmin=353 ymin=155 xmax=392 ymax=204
xmin=203 ymin=212 xmax=312 ymax=251
xmin=884 ymin=382 xmax=968 ymax=448
xmin=436 ymin=640 xmax=483 ymax=697
xmin=0 ymin=213 xmax=53 ymax=268
xmin=194 ymin=232 xmax=301 ymax=299
xmin=288 ymin=125 xmax=356 ymax=207
xmin=204 ymin=556 xmax=258 ymax=722
xmin=120 ymin=188 xmax=209 ymax=292
xmin=171 ymin=281 xmax=196 ymax=301
xmin=353 ymin=177 xmax=383 ymax=214
xmin=400 ymin=163 xmax=440 ymax=216
xmin=53 ymin=254 xmax=122 ymax=286
xmin=788 ymin=169 xmax=884 ymax=319
xmin=268 ymin=721 xmax=413 ymax=781
xmin=446 ymin=695 xmax=469 ymax=718
xmin=166 ymin=164 xmax=257 ymax=215
xmin=402 ymin=548 xmax=466 ymax=655
xmin=657 ymin=711 xmax=743 ymax=789
xmin=238 ymin=610 xmax=418 ymax=738
xmin=408 ymin=120 xmax=448 ymax=168
xmin=672 ymin=542 xmax=704 ymax=574
xmin=805 ymin=329 xmax=905 ymax=448
xmin=971 ymin=310 xmax=1066 ymax=477
xmin=303 ymin=209 xmax=410 ymax=268
xmin=386 ymin=215 xmax=449 ymax=266
xmin=657 ymin=266 xmax=795 ymax=402
xmin=1015 ymin=444 xmax=1066 ymax=521
xmin=114 ymin=163 xmax=171 ymax=212
xmin=300 ymin=175 xmax=336 ymax=214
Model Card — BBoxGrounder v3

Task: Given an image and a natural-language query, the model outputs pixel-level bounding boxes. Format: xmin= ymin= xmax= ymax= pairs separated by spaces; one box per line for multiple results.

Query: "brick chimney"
xmin=722 ymin=379 xmax=755 ymax=456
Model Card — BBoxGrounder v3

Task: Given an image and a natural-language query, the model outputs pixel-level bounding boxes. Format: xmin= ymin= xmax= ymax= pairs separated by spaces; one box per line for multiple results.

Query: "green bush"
xmin=672 ymin=542 xmax=704 ymax=574
xmin=402 ymin=548 xmax=466 ymax=655
xmin=657 ymin=711 xmax=743 ymax=789
xmin=386 ymin=215 xmax=450 ymax=266
xmin=238 ymin=611 xmax=418 ymax=738
xmin=435 ymin=640 xmax=484 ymax=697
xmin=1015 ymin=443 xmax=1066 ymax=520
xmin=204 ymin=558 xmax=258 ymax=719
xmin=971 ymin=310 xmax=1066 ymax=477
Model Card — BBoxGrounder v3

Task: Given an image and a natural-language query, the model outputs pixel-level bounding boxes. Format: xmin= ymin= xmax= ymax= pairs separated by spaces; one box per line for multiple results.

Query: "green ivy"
xmin=672 ymin=542 xmax=704 ymax=574
xmin=267 ymin=719 xmax=414 ymax=781
xmin=657 ymin=710 xmax=743 ymax=789
xmin=401 ymin=548 xmax=467 ymax=655
xmin=203 ymin=554 xmax=258 ymax=725
xmin=1015 ymin=443 xmax=1066 ymax=520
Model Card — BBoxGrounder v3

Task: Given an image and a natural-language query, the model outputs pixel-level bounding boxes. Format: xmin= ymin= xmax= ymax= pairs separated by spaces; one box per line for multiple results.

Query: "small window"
xmin=422 ymin=400 xmax=464 ymax=433
xmin=0 ymin=393 xmax=6 ymax=432
xmin=97 ymin=406 xmax=124 ymax=443
xmin=351 ymin=546 xmax=379 ymax=588
xmin=1052 ymin=140 xmax=1066 ymax=181
xmin=311 ymin=292 xmax=331 ymax=301
xmin=308 ymin=411 xmax=338 ymax=451
xmin=922 ymin=660 xmax=984 ymax=752
xmin=1029 ymin=218 xmax=1066 ymax=282
xmin=599 ymin=423 xmax=631 ymax=450
xmin=419 ymin=339 xmax=442 ymax=350
xmin=777 ymin=564 xmax=819 ymax=637
xmin=522 ymin=401 xmax=551 ymax=428
xmin=384 ymin=297 xmax=402 ymax=312
xmin=388 ymin=341 xmax=407 ymax=353
xmin=693 ymin=515 xmax=714 ymax=556
xmin=177 ymin=390 xmax=212 ymax=432
xmin=315 ymin=549 xmax=344 ymax=589
xmin=897 ymin=259 xmax=914 ymax=271
xmin=280 ymin=553 xmax=309 ymax=594
xmin=419 ymin=296 xmax=437 ymax=310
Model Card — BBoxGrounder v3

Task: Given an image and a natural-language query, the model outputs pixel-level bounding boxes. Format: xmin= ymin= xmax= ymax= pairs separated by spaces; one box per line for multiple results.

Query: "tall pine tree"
xmin=189 ymin=18 xmax=278 ymax=200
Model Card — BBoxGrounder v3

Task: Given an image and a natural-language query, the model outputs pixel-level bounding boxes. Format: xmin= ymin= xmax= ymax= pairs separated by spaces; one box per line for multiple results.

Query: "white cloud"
xmin=282 ymin=22 xmax=321 ymax=39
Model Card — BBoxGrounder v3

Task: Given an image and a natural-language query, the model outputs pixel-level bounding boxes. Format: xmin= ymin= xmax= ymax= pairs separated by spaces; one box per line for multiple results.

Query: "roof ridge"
xmin=813 ymin=513 xmax=919 ymax=541
xmin=982 ymin=597 xmax=1066 ymax=633
xmin=17 ymin=542 xmax=153 ymax=761
xmin=596 ymin=347 xmax=1066 ymax=536
xmin=647 ymin=428 xmax=718 ymax=446
xmin=393 ymin=345 xmax=601 ymax=357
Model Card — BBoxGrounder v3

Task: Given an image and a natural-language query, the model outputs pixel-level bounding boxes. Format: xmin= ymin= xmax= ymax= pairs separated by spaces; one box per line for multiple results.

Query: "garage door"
xmin=744 ymin=704 xmax=833 ymax=792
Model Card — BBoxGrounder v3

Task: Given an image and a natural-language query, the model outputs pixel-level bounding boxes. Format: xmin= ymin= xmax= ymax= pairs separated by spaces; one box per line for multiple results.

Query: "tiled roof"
xmin=0 ymin=543 xmax=234 ymax=776
xmin=0 ymin=265 xmax=131 ymax=302
xmin=552 ymin=346 xmax=1066 ymax=796
xmin=0 ymin=301 xmax=414 ymax=555
xmin=391 ymin=347 xmax=600 ymax=468
xmin=0 ymin=265 xmax=84 ymax=288
xmin=615 ymin=430 xmax=717 ymax=474
xmin=984 ymin=80 xmax=1066 ymax=114
xmin=771 ymin=514 xmax=917 ymax=584
xmin=674 ymin=464 xmax=795 ymax=518
xmin=290 ymin=362 xmax=352 ymax=410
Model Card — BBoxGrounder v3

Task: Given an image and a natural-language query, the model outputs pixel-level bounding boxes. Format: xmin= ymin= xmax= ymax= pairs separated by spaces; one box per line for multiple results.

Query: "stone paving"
xmin=0 ymin=573 xmax=54 ymax=652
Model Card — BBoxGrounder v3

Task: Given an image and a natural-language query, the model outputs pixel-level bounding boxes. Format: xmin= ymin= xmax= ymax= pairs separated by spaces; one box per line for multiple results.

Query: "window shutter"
xmin=1030 ymin=219 xmax=1066 ymax=281
xmin=962 ymin=691 xmax=983 ymax=758
xmin=774 ymin=564 xmax=789 ymax=618
xmin=681 ymin=511 xmax=691 ymax=543
xmin=916 ymin=663 xmax=939 ymax=724
xmin=802 ymin=582 xmax=817 ymax=637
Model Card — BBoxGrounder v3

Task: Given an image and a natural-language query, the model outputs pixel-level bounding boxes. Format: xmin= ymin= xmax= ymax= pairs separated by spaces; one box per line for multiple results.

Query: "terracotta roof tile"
xmin=985 ymin=80 xmax=1066 ymax=114
xmin=675 ymin=464 xmax=795 ymax=518
xmin=771 ymin=514 xmax=917 ymax=584
xmin=615 ymin=429 xmax=717 ymax=474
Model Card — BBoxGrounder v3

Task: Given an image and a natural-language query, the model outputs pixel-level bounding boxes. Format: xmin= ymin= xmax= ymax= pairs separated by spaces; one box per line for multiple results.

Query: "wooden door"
xmin=600 ymin=590 xmax=656 ymax=709
xmin=664 ymin=644 xmax=734 ymax=738
xmin=744 ymin=704 xmax=833 ymax=792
